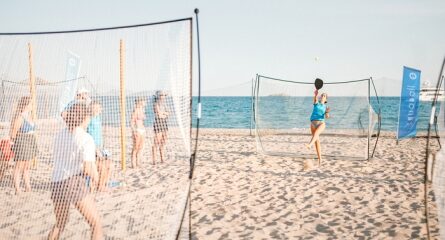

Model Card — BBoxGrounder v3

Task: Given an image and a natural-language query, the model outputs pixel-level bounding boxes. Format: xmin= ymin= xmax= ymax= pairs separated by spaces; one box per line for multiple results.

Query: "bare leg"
xmin=154 ymin=133 xmax=163 ymax=164
xmin=136 ymin=137 xmax=144 ymax=167
xmin=75 ymin=195 xmax=103 ymax=240
xmin=306 ymin=124 xmax=316 ymax=150
xmin=23 ymin=161 xmax=31 ymax=192
xmin=97 ymin=161 xmax=105 ymax=192
xmin=131 ymin=134 xmax=141 ymax=168
xmin=0 ymin=161 xmax=8 ymax=180
xmin=13 ymin=161 xmax=24 ymax=194
xmin=151 ymin=144 xmax=157 ymax=165
xmin=98 ymin=160 xmax=113 ymax=192
xmin=159 ymin=146 xmax=164 ymax=163
xmin=308 ymin=123 xmax=326 ymax=147
xmin=159 ymin=132 xmax=167 ymax=163
xmin=48 ymin=201 xmax=70 ymax=240
xmin=315 ymin=140 xmax=322 ymax=166
xmin=131 ymin=134 xmax=137 ymax=168
xmin=104 ymin=160 xmax=112 ymax=189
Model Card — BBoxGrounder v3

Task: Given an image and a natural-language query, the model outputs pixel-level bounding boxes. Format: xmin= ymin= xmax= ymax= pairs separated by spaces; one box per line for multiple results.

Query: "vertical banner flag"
xmin=58 ymin=51 xmax=81 ymax=114
xmin=397 ymin=66 xmax=421 ymax=140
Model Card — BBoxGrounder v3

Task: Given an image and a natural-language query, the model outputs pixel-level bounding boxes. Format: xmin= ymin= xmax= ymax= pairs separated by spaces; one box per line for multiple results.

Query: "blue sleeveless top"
xmin=20 ymin=114 xmax=35 ymax=133
xmin=87 ymin=116 xmax=103 ymax=147
xmin=310 ymin=103 xmax=327 ymax=121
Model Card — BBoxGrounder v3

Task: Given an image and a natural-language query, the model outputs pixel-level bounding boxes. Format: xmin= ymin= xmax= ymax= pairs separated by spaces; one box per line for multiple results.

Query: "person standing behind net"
xmin=130 ymin=97 xmax=146 ymax=168
xmin=9 ymin=96 xmax=38 ymax=194
xmin=306 ymin=89 xmax=330 ymax=166
xmin=87 ymin=100 xmax=112 ymax=192
xmin=61 ymin=88 xmax=90 ymax=121
xmin=152 ymin=91 xmax=169 ymax=165
xmin=48 ymin=103 xmax=103 ymax=240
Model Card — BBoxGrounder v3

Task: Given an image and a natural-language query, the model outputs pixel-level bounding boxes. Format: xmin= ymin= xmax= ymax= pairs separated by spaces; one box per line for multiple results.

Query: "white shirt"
xmin=52 ymin=127 xmax=95 ymax=182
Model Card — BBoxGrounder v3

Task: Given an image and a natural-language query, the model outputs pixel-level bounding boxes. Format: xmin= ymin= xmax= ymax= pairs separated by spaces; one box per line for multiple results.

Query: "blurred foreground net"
xmin=0 ymin=19 xmax=192 ymax=239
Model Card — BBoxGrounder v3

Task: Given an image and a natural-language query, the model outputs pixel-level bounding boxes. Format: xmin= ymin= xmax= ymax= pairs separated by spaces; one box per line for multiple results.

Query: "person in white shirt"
xmin=48 ymin=103 xmax=103 ymax=240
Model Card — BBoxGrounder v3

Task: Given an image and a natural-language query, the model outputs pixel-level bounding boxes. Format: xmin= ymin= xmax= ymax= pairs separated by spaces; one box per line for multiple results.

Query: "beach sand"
xmin=0 ymin=127 xmax=442 ymax=239
xmin=0 ymin=125 xmax=191 ymax=240
xmin=190 ymin=129 xmax=441 ymax=239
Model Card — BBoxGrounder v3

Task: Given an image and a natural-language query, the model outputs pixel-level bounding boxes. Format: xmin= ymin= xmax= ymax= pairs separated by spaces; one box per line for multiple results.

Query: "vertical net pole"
xmin=250 ymin=78 xmax=254 ymax=136
xmin=28 ymin=43 xmax=38 ymax=167
xmin=367 ymin=78 xmax=371 ymax=160
xmin=119 ymin=39 xmax=126 ymax=171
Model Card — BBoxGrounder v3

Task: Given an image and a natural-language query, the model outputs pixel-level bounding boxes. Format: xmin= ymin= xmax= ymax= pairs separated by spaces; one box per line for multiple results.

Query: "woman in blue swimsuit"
xmin=306 ymin=89 xmax=330 ymax=166
xmin=10 ymin=96 xmax=38 ymax=194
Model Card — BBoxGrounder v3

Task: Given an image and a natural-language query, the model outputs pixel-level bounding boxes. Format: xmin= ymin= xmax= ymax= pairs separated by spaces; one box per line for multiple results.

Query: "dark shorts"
xmin=154 ymin=118 xmax=168 ymax=133
xmin=12 ymin=133 xmax=38 ymax=161
xmin=51 ymin=175 xmax=89 ymax=205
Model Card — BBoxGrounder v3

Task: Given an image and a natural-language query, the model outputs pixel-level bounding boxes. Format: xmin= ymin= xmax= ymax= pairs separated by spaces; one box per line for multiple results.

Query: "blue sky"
xmin=0 ymin=0 xmax=444 ymax=96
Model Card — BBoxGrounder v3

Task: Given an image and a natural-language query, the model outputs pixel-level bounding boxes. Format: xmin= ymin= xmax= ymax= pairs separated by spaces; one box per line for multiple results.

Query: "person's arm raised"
xmin=313 ymin=90 xmax=319 ymax=104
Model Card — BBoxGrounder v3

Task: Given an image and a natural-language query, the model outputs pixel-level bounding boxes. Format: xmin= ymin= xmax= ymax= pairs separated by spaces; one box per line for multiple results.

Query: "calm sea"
xmin=191 ymin=97 xmax=436 ymax=131
xmin=97 ymin=96 xmax=436 ymax=131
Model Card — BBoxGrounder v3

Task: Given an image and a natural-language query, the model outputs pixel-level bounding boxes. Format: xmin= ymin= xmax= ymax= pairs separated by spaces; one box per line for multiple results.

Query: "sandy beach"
xmin=0 ymin=125 xmax=191 ymax=240
xmin=0 ymin=127 xmax=442 ymax=239
xmin=190 ymin=129 xmax=441 ymax=239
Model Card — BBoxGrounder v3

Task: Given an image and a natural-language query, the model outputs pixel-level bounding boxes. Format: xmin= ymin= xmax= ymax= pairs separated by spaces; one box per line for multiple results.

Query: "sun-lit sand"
xmin=0 ymin=127 xmax=442 ymax=239
xmin=0 ymin=125 xmax=191 ymax=240
xmin=190 ymin=129 xmax=441 ymax=239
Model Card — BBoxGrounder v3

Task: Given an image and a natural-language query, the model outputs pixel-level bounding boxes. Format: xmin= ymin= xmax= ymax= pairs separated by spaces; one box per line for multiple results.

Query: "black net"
xmin=254 ymin=75 xmax=380 ymax=160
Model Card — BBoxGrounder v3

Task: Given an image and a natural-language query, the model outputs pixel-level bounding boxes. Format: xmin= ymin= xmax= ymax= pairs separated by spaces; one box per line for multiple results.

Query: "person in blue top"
xmin=9 ymin=96 xmax=38 ymax=194
xmin=87 ymin=100 xmax=103 ymax=148
xmin=306 ymin=89 xmax=330 ymax=166
xmin=87 ymin=100 xmax=112 ymax=192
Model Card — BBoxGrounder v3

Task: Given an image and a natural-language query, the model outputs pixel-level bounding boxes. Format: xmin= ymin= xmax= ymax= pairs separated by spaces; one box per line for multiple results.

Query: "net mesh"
xmin=254 ymin=75 xmax=380 ymax=160
xmin=432 ymin=72 xmax=445 ymax=239
xmin=0 ymin=19 xmax=191 ymax=239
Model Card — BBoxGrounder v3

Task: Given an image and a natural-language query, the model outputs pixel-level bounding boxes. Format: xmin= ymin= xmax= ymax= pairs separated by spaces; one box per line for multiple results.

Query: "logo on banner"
xmin=397 ymin=66 xmax=421 ymax=140
xmin=58 ymin=52 xmax=81 ymax=114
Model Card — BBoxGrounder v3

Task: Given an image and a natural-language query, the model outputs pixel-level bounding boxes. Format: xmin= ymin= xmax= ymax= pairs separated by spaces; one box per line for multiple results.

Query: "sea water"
xmin=97 ymin=96 xmax=437 ymax=131
xmin=191 ymin=96 xmax=437 ymax=131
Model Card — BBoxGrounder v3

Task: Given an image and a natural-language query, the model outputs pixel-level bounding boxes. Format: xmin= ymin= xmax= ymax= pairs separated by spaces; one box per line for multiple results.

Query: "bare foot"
xmin=305 ymin=143 xmax=312 ymax=150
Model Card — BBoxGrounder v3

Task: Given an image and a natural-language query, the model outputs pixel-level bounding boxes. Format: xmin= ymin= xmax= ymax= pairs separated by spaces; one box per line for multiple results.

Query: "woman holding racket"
xmin=306 ymin=78 xmax=330 ymax=166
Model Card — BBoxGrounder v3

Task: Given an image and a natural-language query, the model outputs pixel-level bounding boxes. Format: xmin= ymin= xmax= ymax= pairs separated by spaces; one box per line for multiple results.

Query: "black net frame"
xmin=253 ymin=74 xmax=381 ymax=161
xmin=425 ymin=56 xmax=445 ymax=240
xmin=0 ymin=17 xmax=197 ymax=240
